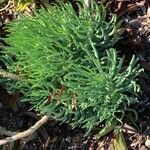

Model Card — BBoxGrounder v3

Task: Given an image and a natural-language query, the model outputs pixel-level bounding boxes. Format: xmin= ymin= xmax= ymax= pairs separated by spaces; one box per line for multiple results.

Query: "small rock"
xmin=129 ymin=19 xmax=142 ymax=29
xmin=65 ymin=136 xmax=72 ymax=143
xmin=145 ymin=138 xmax=150 ymax=148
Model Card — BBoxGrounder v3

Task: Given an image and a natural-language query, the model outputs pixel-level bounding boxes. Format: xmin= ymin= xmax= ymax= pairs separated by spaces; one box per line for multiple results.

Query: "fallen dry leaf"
xmin=145 ymin=138 xmax=150 ymax=148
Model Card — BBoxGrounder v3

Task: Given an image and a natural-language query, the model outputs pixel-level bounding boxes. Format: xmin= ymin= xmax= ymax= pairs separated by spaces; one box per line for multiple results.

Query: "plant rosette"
xmin=1 ymin=1 xmax=142 ymax=136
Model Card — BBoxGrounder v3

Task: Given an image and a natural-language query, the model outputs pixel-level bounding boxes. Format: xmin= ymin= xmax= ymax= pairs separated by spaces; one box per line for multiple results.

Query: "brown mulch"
xmin=0 ymin=0 xmax=150 ymax=149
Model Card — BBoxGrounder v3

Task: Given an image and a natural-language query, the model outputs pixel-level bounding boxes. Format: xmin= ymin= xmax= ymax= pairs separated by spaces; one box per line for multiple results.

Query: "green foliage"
xmin=2 ymin=1 xmax=141 ymax=135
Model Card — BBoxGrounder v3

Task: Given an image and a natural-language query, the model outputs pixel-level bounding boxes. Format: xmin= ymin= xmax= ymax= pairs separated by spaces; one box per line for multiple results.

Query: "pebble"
xmin=129 ymin=19 xmax=142 ymax=29
xmin=65 ymin=136 xmax=72 ymax=143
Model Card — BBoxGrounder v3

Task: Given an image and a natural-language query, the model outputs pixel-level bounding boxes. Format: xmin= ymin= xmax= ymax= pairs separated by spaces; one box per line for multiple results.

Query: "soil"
xmin=0 ymin=0 xmax=150 ymax=149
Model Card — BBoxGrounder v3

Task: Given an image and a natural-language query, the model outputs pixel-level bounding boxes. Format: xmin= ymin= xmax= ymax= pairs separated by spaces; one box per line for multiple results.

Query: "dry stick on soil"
xmin=0 ymin=115 xmax=49 ymax=145
xmin=0 ymin=0 xmax=12 ymax=12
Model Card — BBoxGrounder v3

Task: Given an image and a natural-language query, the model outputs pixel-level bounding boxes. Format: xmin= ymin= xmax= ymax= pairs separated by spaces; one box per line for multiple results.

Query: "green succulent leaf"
xmin=1 ymin=1 xmax=142 ymax=135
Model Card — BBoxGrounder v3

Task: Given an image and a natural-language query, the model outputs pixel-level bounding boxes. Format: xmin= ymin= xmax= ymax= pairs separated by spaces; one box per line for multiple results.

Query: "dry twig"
xmin=0 ymin=0 xmax=12 ymax=12
xmin=0 ymin=69 xmax=20 ymax=80
xmin=0 ymin=115 xmax=49 ymax=145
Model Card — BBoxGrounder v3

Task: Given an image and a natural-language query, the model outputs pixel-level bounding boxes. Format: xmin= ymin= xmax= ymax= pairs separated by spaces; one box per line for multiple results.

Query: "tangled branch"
xmin=0 ymin=0 xmax=12 ymax=12
xmin=0 ymin=115 xmax=49 ymax=145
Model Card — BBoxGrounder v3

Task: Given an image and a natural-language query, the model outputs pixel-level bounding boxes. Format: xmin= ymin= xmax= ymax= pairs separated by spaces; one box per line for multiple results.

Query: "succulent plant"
xmin=1 ymin=1 xmax=141 ymax=135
